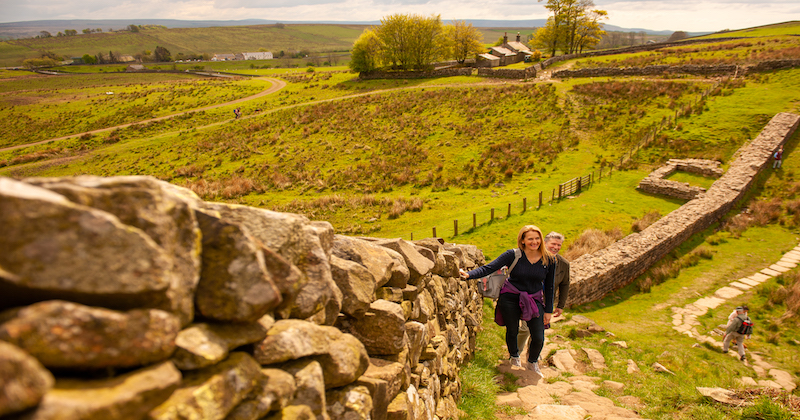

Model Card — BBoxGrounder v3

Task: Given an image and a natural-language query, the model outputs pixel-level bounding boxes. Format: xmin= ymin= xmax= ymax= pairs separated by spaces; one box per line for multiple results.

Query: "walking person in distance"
xmin=723 ymin=305 xmax=753 ymax=361
xmin=459 ymin=225 xmax=555 ymax=383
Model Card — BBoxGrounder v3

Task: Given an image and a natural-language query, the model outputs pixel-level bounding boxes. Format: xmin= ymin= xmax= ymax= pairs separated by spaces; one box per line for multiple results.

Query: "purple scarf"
xmin=494 ymin=281 xmax=543 ymax=326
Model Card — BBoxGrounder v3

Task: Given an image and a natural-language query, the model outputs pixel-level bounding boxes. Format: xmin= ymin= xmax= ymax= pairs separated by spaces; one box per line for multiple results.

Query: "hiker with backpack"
xmin=773 ymin=145 xmax=783 ymax=169
xmin=723 ymin=305 xmax=753 ymax=361
xmin=458 ymin=225 xmax=555 ymax=383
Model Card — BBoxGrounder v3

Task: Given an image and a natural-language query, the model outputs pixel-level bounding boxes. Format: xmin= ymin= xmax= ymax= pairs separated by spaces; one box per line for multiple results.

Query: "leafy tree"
xmin=82 ymin=28 xmax=91 ymax=34
xmin=446 ymin=20 xmax=484 ymax=64
xmin=23 ymin=58 xmax=57 ymax=69
xmin=38 ymin=31 xmax=52 ymax=38
xmin=349 ymin=29 xmax=382 ymax=72
xmin=82 ymin=54 xmax=96 ymax=64
xmin=128 ymin=24 xmax=139 ymax=33
xmin=64 ymin=29 xmax=77 ymax=36
xmin=154 ymin=46 xmax=172 ymax=62
xmin=108 ymin=51 xmax=117 ymax=63
xmin=376 ymin=13 xmax=444 ymax=71
xmin=535 ymin=0 xmax=607 ymax=55
xmin=667 ymin=31 xmax=688 ymax=42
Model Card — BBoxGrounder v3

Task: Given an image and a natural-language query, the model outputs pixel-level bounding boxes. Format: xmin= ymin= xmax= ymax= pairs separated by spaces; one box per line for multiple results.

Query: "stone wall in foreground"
xmin=566 ymin=112 xmax=800 ymax=306
xmin=0 ymin=176 xmax=487 ymax=420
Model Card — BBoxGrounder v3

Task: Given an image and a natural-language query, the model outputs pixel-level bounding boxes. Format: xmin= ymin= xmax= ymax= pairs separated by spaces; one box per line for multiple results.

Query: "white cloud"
xmin=1 ymin=0 xmax=799 ymax=33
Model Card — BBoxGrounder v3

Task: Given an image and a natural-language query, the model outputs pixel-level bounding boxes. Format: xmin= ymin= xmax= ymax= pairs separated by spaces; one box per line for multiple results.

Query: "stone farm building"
xmin=212 ymin=52 xmax=274 ymax=61
xmin=477 ymin=32 xmax=532 ymax=67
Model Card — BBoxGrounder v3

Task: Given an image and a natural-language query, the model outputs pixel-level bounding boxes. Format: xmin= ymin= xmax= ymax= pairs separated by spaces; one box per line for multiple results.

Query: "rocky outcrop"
xmin=0 ymin=175 xmax=485 ymax=420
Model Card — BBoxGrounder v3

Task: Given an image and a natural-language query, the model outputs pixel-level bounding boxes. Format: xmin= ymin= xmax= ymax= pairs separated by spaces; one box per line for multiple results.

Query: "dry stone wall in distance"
xmin=566 ymin=112 xmax=800 ymax=307
xmin=0 ymin=175 xmax=488 ymax=420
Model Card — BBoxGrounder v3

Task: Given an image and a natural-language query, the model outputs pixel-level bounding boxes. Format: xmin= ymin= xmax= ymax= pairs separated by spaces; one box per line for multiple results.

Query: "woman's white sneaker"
xmin=510 ymin=356 xmax=522 ymax=367
xmin=528 ymin=361 xmax=543 ymax=380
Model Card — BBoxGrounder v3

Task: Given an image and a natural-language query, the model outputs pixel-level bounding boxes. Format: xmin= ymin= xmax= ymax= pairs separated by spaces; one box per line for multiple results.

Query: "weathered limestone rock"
xmin=337 ymin=300 xmax=406 ymax=355
xmin=582 ymin=348 xmax=607 ymax=371
xmin=150 ymin=352 xmax=261 ymax=420
xmin=263 ymin=405 xmax=316 ymax=420
xmin=254 ymin=318 xmax=370 ymax=388
xmin=199 ymin=203 xmax=338 ymax=323
xmin=195 ymin=211 xmax=281 ymax=323
xmin=329 ymin=256 xmax=376 ymax=318
xmin=15 ymin=362 xmax=180 ymax=420
xmin=0 ymin=300 xmax=179 ymax=369
xmin=0 ymin=341 xmax=53 ymax=417
xmin=24 ymin=175 xmax=202 ymax=326
xmin=333 ymin=235 xmax=395 ymax=288
xmin=355 ymin=376 xmax=389 ymax=420
xmin=172 ymin=322 xmax=268 ymax=370
xmin=697 ymin=387 xmax=751 ymax=405
xmin=368 ymin=238 xmax=435 ymax=284
xmin=626 ymin=359 xmax=640 ymax=374
xmin=550 ymin=349 xmax=580 ymax=374
xmin=386 ymin=389 xmax=410 ymax=420
xmin=405 ymin=321 xmax=428 ymax=368
xmin=225 ymin=368 xmax=296 ymax=420
xmin=282 ymin=360 xmax=330 ymax=420
xmin=383 ymin=247 xmax=411 ymax=289
xmin=652 ymin=362 xmax=675 ymax=375
xmin=363 ymin=358 xmax=407 ymax=407
xmin=527 ymin=404 xmax=588 ymax=420
xmin=325 ymin=384 xmax=373 ymax=420
xmin=0 ymin=178 xmax=172 ymax=312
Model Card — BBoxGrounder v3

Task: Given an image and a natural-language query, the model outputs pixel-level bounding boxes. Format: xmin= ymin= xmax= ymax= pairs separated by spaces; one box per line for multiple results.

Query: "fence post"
xmin=491 ymin=208 xmax=495 ymax=221
xmin=539 ymin=191 xmax=543 ymax=208
xmin=473 ymin=213 xmax=476 ymax=228
xmin=577 ymin=177 xmax=582 ymax=192
xmin=410 ymin=232 xmax=414 ymax=241
xmin=523 ymin=198 xmax=527 ymax=212
xmin=507 ymin=203 xmax=511 ymax=218
xmin=432 ymin=227 xmax=437 ymax=238
xmin=454 ymin=220 xmax=458 ymax=236
xmin=551 ymin=189 xmax=555 ymax=201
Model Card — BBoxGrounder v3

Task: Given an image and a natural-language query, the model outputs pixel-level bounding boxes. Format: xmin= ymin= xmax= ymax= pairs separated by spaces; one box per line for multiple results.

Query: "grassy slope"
xmin=0 ymin=24 xmax=366 ymax=67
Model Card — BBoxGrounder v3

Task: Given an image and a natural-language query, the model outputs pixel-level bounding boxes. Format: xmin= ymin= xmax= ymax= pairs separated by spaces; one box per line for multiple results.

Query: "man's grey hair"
xmin=545 ymin=231 xmax=565 ymax=242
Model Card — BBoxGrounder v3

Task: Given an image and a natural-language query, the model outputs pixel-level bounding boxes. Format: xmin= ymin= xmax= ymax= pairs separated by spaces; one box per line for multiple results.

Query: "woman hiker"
xmin=459 ymin=225 xmax=555 ymax=383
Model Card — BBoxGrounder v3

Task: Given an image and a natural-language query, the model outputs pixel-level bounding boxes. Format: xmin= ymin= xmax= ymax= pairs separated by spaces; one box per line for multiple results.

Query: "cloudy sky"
xmin=2 ymin=0 xmax=799 ymax=33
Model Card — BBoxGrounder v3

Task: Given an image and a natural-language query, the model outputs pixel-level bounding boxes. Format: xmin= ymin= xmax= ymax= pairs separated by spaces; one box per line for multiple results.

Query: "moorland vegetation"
xmin=1 ymin=20 xmax=800 ymax=419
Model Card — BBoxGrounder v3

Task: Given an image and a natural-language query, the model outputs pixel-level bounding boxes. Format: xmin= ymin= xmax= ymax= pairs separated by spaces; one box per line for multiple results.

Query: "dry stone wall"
xmin=0 ymin=176 xmax=488 ymax=420
xmin=476 ymin=66 xmax=537 ymax=79
xmin=566 ymin=112 xmax=800 ymax=306
xmin=637 ymin=159 xmax=723 ymax=200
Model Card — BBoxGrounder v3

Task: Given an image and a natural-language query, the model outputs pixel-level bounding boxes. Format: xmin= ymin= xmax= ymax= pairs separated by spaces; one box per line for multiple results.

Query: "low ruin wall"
xmin=0 ymin=177 xmax=488 ymax=420
xmin=637 ymin=159 xmax=723 ymax=200
xmin=551 ymin=59 xmax=800 ymax=79
xmin=566 ymin=112 xmax=800 ymax=306
xmin=359 ymin=68 xmax=474 ymax=79
xmin=477 ymin=66 xmax=537 ymax=79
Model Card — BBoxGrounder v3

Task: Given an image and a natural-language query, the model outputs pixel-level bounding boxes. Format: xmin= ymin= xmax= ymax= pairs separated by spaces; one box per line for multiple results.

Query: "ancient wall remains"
xmin=359 ymin=68 xmax=474 ymax=79
xmin=637 ymin=159 xmax=723 ymax=200
xmin=476 ymin=66 xmax=537 ymax=79
xmin=0 ymin=176 xmax=487 ymax=420
xmin=566 ymin=112 xmax=800 ymax=306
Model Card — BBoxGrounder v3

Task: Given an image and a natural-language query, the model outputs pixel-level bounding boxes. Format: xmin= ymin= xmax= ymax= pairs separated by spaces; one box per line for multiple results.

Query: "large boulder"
xmin=336 ymin=300 xmax=407 ymax=356
xmin=332 ymin=235 xmax=395 ymax=288
xmin=0 ymin=178 xmax=172 ymax=312
xmin=0 ymin=300 xmax=180 ymax=369
xmin=329 ymin=256 xmax=375 ymax=318
xmin=0 ymin=341 xmax=53 ymax=417
xmin=368 ymin=238 xmax=435 ymax=284
xmin=254 ymin=320 xmax=368 ymax=389
xmin=172 ymin=322 xmax=268 ymax=370
xmin=150 ymin=352 xmax=261 ymax=420
xmin=23 ymin=175 xmax=202 ymax=326
xmin=281 ymin=360 xmax=330 ymax=420
xmin=198 ymin=203 xmax=339 ymax=323
xmin=325 ymin=384 xmax=373 ymax=420
xmin=13 ymin=362 xmax=181 ymax=420
xmin=225 ymin=368 xmax=296 ymax=420
xmin=195 ymin=211 xmax=281 ymax=323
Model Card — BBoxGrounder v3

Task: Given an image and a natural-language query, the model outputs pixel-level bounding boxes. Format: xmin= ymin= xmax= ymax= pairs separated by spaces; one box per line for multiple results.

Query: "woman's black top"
xmin=466 ymin=249 xmax=556 ymax=313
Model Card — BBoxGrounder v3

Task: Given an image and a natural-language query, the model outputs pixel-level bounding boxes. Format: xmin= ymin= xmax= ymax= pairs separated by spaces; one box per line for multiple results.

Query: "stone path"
xmin=671 ymin=244 xmax=800 ymax=392
xmin=495 ymin=315 xmax=650 ymax=420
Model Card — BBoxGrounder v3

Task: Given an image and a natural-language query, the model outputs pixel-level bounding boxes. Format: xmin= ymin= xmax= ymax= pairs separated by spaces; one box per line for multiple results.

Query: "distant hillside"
xmin=0 ymin=24 xmax=367 ymax=67
xmin=0 ymin=18 xmax=694 ymax=41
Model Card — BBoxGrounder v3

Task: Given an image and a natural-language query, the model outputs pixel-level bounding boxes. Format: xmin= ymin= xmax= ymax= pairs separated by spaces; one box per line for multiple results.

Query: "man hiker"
xmin=723 ymin=305 xmax=752 ymax=361
xmin=773 ymin=145 xmax=783 ymax=169
xmin=518 ymin=231 xmax=571 ymax=357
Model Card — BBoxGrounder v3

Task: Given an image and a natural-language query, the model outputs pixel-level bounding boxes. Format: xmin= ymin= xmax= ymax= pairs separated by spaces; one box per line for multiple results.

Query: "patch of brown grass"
xmin=563 ymin=227 xmax=624 ymax=260
xmin=631 ymin=210 xmax=662 ymax=233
